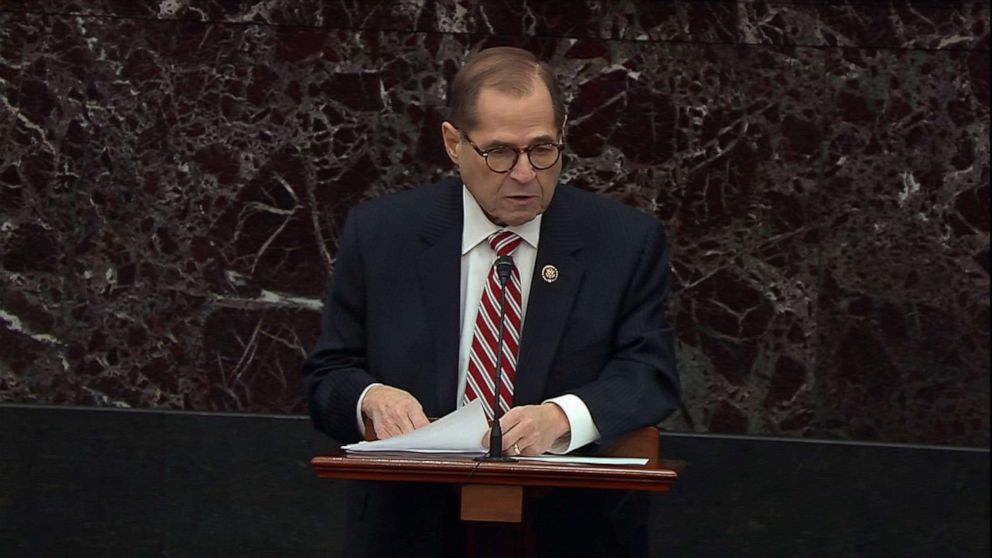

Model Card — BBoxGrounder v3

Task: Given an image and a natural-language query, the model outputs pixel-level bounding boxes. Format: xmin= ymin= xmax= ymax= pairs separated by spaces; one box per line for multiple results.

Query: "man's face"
xmin=442 ymin=82 xmax=562 ymax=227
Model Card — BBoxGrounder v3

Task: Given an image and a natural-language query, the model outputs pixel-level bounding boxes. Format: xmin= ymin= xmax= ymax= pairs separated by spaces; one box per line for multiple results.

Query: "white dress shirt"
xmin=357 ymin=186 xmax=601 ymax=453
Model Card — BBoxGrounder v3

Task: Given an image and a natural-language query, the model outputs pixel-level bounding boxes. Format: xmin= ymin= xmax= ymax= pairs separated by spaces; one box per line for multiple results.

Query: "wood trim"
xmin=311 ymin=451 xmax=683 ymax=492
xmin=461 ymin=485 xmax=523 ymax=522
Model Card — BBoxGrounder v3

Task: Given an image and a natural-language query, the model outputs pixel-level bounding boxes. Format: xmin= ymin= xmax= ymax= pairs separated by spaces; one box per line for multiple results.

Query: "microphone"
xmin=476 ymin=254 xmax=517 ymax=462
xmin=495 ymin=255 xmax=513 ymax=283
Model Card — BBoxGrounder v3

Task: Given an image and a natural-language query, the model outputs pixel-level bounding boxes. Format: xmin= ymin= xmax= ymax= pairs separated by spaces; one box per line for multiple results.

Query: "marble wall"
xmin=0 ymin=1 xmax=988 ymax=446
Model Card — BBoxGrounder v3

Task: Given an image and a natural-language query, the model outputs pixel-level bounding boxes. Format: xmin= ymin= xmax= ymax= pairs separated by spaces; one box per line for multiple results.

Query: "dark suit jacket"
xmin=302 ymin=178 xmax=679 ymax=557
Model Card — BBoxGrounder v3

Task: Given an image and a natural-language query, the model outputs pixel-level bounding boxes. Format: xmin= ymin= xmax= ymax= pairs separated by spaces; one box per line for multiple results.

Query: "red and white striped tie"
xmin=463 ymin=231 xmax=523 ymax=420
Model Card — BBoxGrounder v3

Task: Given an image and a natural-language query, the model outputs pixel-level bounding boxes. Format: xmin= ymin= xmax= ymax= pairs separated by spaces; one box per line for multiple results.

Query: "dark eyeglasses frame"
xmin=459 ymin=130 xmax=564 ymax=174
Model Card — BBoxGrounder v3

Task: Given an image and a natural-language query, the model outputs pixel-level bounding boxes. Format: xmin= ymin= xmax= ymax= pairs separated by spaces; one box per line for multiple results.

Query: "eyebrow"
xmin=482 ymin=134 xmax=558 ymax=149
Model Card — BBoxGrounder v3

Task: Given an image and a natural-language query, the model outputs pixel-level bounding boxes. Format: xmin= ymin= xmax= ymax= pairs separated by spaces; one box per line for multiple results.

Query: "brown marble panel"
xmin=4 ymin=1 xmax=987 ymax=50
xmin=0 ymin=14 xmax=467 ymax=412
xmin=812 ymin=47 xmax=990 ymax=445
xmin=0 ymin=4 xmax=988 ymax=445
xmin=804 ymin=2 xmax=990 ymax=50
xmin=552 ymin=41 xmax=830 ymax=438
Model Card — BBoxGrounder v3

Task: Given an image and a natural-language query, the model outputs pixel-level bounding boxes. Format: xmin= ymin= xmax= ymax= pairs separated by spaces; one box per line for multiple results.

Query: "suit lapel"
xmin=515 ymin=188 xmax=583 ymax=405
xmin=416 ymin=182 xmax=463 ymax=415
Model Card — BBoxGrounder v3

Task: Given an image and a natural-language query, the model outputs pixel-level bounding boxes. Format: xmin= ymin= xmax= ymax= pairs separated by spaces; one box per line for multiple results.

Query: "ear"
xmin=440 ymin=122 xmax=461 ymax=165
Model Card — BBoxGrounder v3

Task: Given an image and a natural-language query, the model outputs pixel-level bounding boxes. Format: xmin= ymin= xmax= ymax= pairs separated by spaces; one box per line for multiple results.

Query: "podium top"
xmin=311 ymin=451 xmax=684 ymax=492
xmin=311 ymin=426 xmax=685 ymax=493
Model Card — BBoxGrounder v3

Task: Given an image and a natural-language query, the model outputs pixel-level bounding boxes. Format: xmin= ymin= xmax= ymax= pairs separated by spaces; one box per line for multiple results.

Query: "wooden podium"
xmin=311 ymin=427 xmax=684 ymax=555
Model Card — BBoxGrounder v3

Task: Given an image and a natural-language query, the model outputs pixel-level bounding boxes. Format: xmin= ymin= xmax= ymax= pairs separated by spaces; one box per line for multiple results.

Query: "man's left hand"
xmin=481 ymin=402 xmax=570 ymax=456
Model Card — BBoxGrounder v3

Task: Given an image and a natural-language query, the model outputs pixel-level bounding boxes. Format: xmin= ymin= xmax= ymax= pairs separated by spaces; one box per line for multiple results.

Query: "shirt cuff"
xmin=544 ymin=394 xmax=601 ymax=454
xmin=355 ymin=383 xmax=382 ymax=437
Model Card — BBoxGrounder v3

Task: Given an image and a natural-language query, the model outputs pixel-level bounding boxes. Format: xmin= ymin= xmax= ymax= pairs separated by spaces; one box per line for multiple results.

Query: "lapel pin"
xmin=541 ymin=265 xmax=559 ymax=283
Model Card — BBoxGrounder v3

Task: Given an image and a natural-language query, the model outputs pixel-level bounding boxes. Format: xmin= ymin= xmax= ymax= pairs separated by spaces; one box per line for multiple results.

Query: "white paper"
xmin=516 ymin=455 xmax=648 ymax=466
xmin=342 ymin=400 xmax=649 ymax=466
xmin=342 ymin=398 xmax=488 ymax=453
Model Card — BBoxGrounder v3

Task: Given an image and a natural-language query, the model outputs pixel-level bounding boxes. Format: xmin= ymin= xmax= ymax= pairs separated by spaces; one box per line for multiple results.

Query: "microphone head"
xmin=495 ymin=255 xmax=514 ymax=283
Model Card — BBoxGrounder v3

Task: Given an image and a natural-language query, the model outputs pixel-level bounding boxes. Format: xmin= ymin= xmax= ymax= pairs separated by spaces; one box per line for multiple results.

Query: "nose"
xmin=508 ymin=153 xmax=537 ymax=182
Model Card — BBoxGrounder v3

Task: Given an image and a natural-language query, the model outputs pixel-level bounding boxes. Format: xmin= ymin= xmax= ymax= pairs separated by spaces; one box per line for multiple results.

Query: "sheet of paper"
xmin=342 ymin=399 xmax=649 ymax=465
xmin=342 ymin=398 xmax=488 ymax=453
xmin=516 ymin=455 xmax=648 ymax=466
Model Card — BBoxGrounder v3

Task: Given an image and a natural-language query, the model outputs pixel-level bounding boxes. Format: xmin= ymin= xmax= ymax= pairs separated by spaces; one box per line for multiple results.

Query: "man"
xmin=303 ymin=47 xmax=679 ymax=557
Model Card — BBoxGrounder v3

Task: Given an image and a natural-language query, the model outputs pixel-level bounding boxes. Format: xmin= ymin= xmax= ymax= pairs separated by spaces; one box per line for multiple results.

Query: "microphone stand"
xmin=475 ymin=255 xmax=516 ymax=463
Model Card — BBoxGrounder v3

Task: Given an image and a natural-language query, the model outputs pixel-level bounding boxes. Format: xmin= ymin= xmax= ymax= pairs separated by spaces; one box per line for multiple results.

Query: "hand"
xmin=361 ymin=385 xmax=429 ymax=440
xmin=481 ymin=403 xmax=570 ymax=456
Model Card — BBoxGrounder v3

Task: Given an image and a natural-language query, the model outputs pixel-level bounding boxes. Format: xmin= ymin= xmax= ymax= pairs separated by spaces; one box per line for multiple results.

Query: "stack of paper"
xmin=342 ymin=399 xmax=648 ymax=465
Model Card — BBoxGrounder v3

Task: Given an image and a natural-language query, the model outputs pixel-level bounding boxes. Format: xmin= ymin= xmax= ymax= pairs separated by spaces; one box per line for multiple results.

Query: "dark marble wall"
xmin=0 ymin=1 xmax=988 ymax=446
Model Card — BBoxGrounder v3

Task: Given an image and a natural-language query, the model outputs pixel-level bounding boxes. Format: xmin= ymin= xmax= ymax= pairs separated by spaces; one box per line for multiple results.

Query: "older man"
xmin=303 ymin=46 xmax=679 ymax=558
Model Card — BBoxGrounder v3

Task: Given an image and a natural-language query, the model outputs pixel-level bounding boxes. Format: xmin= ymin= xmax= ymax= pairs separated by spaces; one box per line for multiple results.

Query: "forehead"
xmin=471 ymin=84 xmax=556 ymax=140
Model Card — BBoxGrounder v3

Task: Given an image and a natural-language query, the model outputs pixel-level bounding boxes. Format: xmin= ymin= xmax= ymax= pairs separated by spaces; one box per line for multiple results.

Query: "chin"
xmin=504 ymin=213 xmax=539 ymax=227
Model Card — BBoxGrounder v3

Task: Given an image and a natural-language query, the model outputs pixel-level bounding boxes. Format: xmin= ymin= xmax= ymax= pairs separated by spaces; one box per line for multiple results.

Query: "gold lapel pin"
xmin=541 ymin=265 xmax=559 ymax=283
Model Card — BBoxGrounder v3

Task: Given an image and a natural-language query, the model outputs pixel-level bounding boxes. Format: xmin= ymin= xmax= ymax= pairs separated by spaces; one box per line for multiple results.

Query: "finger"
xmin=397 ymin=413 xmax=418 ymax=435
xmin=498 ymin=411 xmax=525 ymax=438
xmin=409 ymin=409 xmax=430 ymax=430
xmin=502 ymin=432 xmax=526 ymax=453
xmin=510 ymin=438 xmax=539 ymax=456
xmin=523 ymin=436 xmax=551 ymax=456
xmin=390 ymin=396 xmax=426 ymax=432
xmin=385 ymin=418 xmax=407 ymax=438
xmin=503 ymin=412 xmax=538 ymax=442
xmin=382 ymin=408 xmax=414 ymax=438
xmin=375 ymin=422 xmax=396 ymax=440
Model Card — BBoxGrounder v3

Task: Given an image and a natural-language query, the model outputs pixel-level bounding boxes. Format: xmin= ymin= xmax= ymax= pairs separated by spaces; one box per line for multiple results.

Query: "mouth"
xmin=505 ymin=194 xmax=539 ymax=207
xmin=506 ymin=193 xmax=539 ymax=201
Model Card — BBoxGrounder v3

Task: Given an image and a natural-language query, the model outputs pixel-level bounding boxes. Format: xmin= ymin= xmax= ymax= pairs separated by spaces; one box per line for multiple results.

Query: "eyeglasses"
xmin=460 ymin=130 xmax=564 ymax=173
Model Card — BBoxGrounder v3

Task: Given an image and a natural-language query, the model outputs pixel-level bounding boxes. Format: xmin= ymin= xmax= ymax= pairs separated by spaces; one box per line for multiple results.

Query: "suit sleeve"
xmin=566 ymin=221 xmax=680 ymax=449
xmin=301 ymin=207 xmax=376 ymax=444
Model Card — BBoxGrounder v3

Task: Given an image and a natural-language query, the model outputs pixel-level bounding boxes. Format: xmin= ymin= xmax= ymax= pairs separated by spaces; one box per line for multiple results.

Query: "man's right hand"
xmin=360 ymin=385 xmax=430 ymax=440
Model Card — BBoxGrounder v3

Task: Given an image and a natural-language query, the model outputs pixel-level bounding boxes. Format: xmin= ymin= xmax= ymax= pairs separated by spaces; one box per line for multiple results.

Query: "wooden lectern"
xmin=311 ymin=424 xmax=684 ymax=556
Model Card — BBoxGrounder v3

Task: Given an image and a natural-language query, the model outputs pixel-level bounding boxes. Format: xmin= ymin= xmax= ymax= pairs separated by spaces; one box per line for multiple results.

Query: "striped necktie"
xmin=463 ymin=231 xmax=523 ymax=420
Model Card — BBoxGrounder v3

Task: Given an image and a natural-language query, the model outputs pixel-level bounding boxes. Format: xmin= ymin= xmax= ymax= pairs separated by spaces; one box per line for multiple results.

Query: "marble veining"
xmin=0 ymin=1 xmax=988 ymax=446
xmin=2 ymin=1 xmax=989 ymax=50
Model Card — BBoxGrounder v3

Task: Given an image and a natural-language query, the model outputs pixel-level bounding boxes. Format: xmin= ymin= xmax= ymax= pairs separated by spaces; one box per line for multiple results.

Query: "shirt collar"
xmin=461 ymin=185 xmax=542 ymax=255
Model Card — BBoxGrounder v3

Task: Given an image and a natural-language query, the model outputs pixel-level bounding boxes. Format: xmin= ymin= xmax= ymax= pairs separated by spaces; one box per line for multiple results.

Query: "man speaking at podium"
xmin=302 ymin=47 xmax=679 ymax=558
